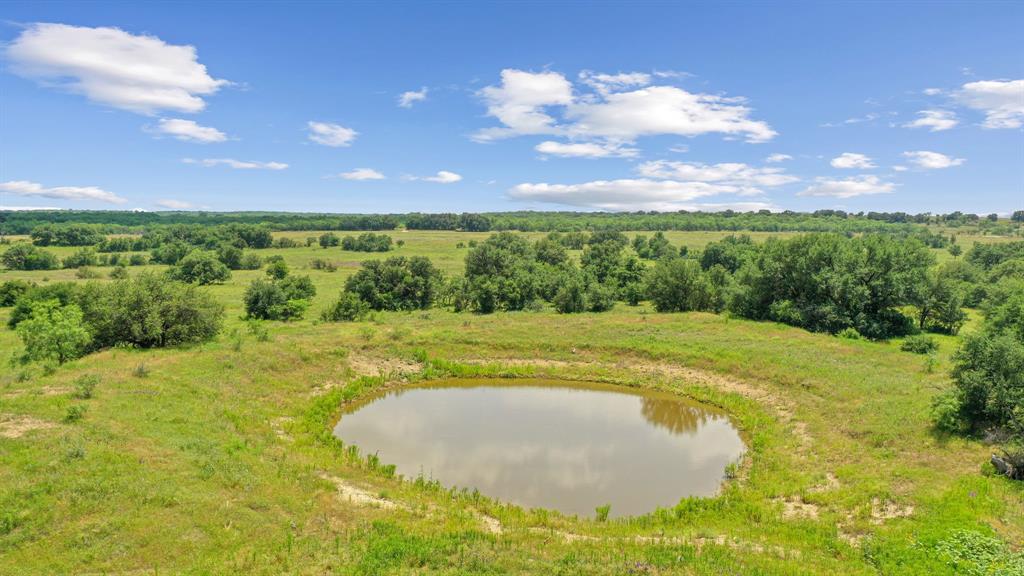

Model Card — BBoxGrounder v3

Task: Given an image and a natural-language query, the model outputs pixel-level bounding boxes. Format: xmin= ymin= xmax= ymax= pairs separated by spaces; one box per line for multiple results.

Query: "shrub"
xmin=318 ymin=233 xmax=340 ymax=248
xmin=341 ymin=232 xmax=393 ymax=252
xmin=265 ymin=257 xmax=289 ymax=279
xmin=62 ymin=247 xmax=99 ymax=269
xmin=72 ymin=374 xmax=99 ymax=399
xmin=586 ymin=282 xmax=617 ymax=312
xmin=321 ymin=292 xmax=370 ymax=322
xmin=128 ymin=253 xmax=148 ymax=266
xmin=278 ymin=274 xmax=316 ymax=301
xmin=553 ymin=277 xmax=586 ymax=314
xmin=16 ymin=300 xmax=92 ymax=364
xmin=2 ymin=244 xmax=59 ymax=270
xmin=0 ymin=280 xmax=34 ymax=307
xmin=75 ymin=266 xmax=101 ymax=279
xmin=901 ymin=335 xmax=938 ymax=354
xmin=64 ymin=405 xmax=86 ymax=423
xmin=168 ymin=250 xmax=231 ymax=285
xmin=243 ymin=276 xmax=313 ymax=321
xmin=30 ymin=223 xmax=104 ymax=246
xmin=216 ymin=244 xmax=244 ymax=269
xmin=837 ymin=327 xmax=863 ymax=340
xmin=89 ymin=273 xmax=224 ymax=348
xmin=345 ymin=256 xmax=442 ymax=311
xmin=108 ymin=266 xmax=129 ymax=280
xmin=309 ymin=258 xmax=337 ymax=272
xmin=239 ymin=253 xmax=262 ymax=270
xmin=645 ymin=258 xmax=713 ymax=313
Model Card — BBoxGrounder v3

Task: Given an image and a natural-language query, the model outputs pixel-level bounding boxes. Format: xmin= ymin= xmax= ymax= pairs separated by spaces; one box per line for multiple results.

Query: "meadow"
xmin=1 ymin=228 xmax=1022 ymax=575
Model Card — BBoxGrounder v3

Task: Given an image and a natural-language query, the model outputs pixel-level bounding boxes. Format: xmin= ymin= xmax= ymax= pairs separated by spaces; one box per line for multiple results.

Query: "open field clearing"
xmin=1 ymin=229 xmax=1021 ymax=575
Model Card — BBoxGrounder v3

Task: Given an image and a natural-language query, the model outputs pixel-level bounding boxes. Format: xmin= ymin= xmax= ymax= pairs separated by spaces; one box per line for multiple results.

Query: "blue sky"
xmin=1 ymin=2 xmax=1021 ymax=214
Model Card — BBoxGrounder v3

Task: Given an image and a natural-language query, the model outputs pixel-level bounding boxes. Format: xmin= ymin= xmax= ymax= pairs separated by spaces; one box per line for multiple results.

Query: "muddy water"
xmin=333 ymin=379 xmax=745 ymax=518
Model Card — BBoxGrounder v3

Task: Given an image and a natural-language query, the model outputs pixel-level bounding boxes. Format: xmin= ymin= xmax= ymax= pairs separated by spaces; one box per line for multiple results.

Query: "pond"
xmin=332 ymin=379 xmax=746 ymax=518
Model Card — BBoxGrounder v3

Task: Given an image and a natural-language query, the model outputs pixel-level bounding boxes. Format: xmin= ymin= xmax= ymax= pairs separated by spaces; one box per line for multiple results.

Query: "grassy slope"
xmin=0 ymin=231 xmax=1021 ymax=575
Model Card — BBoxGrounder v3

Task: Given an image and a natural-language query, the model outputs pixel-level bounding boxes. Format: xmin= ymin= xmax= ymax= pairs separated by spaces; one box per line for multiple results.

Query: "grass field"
xmin=1 ymin=231 xmax=1021 ymax=575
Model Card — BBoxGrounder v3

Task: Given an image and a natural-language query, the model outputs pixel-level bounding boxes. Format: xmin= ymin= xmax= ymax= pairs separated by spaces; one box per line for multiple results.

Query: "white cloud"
xmin=508 ymin=178 xmax=775 ymax=211
xmin=923 ymin=88 xmax=943 ymax=96
xmin=0 ymin=180 xmax=126 ymax=204
xmin=566 ymin=85 xmax=777 ymax=143
xmin=535 ymin=140 xmax=638 ymax=158
xmin=422 ymin=170 xmax=462 ymax=183
xmin=337 ymin=168 xmax=385 ymax=180
xmin=892 ymin=165 xmax=908 ymax=172
xmin=183 ymin=158 xmax=288 ymax=170
xmin=765 ymin=153 xmax=792 ymax=163
xmin=903 ymin=109 xmax=958 ymax=132
xmin=474 ymin=69 xmax=574 ymax=141
xmin=830 ymin=152 xmax=876 ymax=169
xmin=578 ymin=70 xmax=651 ymax=93
xmin=902 ymin=150 xmax=965 ymax=169
xmin=5 ymin=23 xmax=227 ymax=114
xmin=155 ymin=199 xmax=193 ymax=209
xmin=150 ymin=118 xmax=227 ymax=142
xmin=474 ymin=68 xmax=775 ymax=144
xmin=398 ymin=87 xmax=428 ymax=108
xmin=798 ymin=175 xmax=895 ymax=198
xmin=956 ymin=79 xmax=1024 ymax=129
xmin=307 ymin=121 xmax=357 ymax=147
xmin=635 ymin=160 xmax=798 ymax=193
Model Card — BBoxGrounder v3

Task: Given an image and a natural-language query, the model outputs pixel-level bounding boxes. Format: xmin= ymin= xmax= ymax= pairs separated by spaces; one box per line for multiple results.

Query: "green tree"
xmin=265 ymin=257 xmax=289 ymax=279
xmin=321 ymin=292 xmax=370 ymax=322
xmin=645 ymin=258 xmax=713 ymax=313
xmin=2 ymin=243 xmax=59 ymax=270
xmin=169 ymin=250 xmax=231 ymax=285
xmin=16 ymin=300 xmax=92 ymax=364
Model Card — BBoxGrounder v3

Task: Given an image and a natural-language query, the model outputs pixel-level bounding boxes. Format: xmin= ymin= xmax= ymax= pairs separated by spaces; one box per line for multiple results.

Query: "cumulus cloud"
xmin=902 ymin=150 xmax=965 ymax=169
xmin=798 ymin=175 xmax=895 ymax=198
xmin=5 ymin=23 xmax=227 ymax=114
xmin=956 ymin=79 xmax=1024 ymax=129
xmin=474 ymin=69 xmax=574 ymax=141
xmin=923 ymin=88 xmax=943 ymax=96
xmin=535 ymin=140 xmax=638 ymax=158
xmin=337 ymin=168 xmax=385 ymax=180
xmin=0 ymin=180 xmax=126 ymax=204
xmin=155 ymin=199 xmax=193 ymax=209
xmin=421 ymin=170 xmax=462 ymax=183
xmin=830 ymin=152 xmax=875 ymax=169
xmin=765 ymin=153 xmax=792 ymax=163
xmin=307 ymin=121 xmax=358 ymax=147
xmin=183 ymin=158 xmax=288 ymax=170
xmin=903 ymin=109 xmax=958 ymax=132
xmin=635 ymin=160 xmax=798 ymax=193
xmin=398 ymin=87 xmax=428 ymax=108
xmin=150 ymin=118 xmax=227 ymax=142
xmin=474 ymin=68 xmax=776 ymax=145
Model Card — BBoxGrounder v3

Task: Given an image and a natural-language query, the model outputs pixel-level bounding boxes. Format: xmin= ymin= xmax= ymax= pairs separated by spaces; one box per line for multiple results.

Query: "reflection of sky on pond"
xmin=333 ymin=380 xmax=746 ymax=518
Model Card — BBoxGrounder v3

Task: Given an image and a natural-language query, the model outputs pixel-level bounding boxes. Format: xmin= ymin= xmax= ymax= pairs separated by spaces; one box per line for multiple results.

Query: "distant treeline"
xmin=3 ymin=209 xmax=1021 ymax=237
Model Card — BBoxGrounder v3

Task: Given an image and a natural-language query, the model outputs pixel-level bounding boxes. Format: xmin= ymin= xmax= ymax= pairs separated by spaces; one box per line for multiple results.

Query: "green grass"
xmin=0 ymin=231 xmax=1021 ymax=574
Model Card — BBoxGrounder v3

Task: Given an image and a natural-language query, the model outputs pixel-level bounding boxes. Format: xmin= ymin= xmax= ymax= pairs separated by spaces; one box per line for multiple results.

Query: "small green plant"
xmin=132 ymin=363 xmax=149 ymax=378
xmin=64 ymin=404 xmax=86 ymax=423
xmin=247 ymin=320 xmax=271 ymax=342
xmin=72 ymin=374 xmax=99 ymax=399
xmin=901 ymin=334 xmax=938 ymax=354
xmin=358 ymin=326 xmax=376 ymax=342
xmin=837 ymin=327 xmax=863 ymax=340
xmin=923 ymin=352 xmax=939 ymax=373
xmin=595 ymin=504 xmax=611 ymax=522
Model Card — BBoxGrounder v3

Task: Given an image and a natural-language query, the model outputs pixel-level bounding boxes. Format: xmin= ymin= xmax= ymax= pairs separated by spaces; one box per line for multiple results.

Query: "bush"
xmin=16 ymin=300 xmax=92 ymax=364
xmin=345 ymin=256 xmax=442 ymax=311
xmin=645 ymin=258 xmax=713 ymax=313
xmin=168 ymin=250 xmax=231 ymax=285
xmin=553 ymin=277 xmax=586 ymax=314
xmin=321 ymin=292 xmax=370 ymax=322
xmin=901 ymin=335 xmax=938 ymax=354
xmin=2 ymin=244 xmax=59 ymax=270
xmin=62 ymin=247 xmax=99 ymax=269
xmin=586 ymin=282 xmax=617 ymax=312
xmin=128 ymin=253 xmax=148 ymax=266
xmin=75 ymin=266 xmax=101 ymax=279
xmin=108 ymin=266 xmax=129 ymax=280
xmin=265 ymin=258 xmax=289 ymax=280
xmin=239 ymin=253 xmax=262 ymax=270
xmin=837 ymin=327 xmax=863 ymax=340
xmin=319 ymin=233 xmax=340 ymax=248
xmin=0 ymin=280 xmax=34 ymax=307
xmin=243 ymin=277 xmax=313 ymax=321
xmin=309 ymin=258 xmax=337 ymax=272
xmin=341 ymin=232 xmax=393 ymax=252
xmin=72 ymin=374 xmax=99 ymax=399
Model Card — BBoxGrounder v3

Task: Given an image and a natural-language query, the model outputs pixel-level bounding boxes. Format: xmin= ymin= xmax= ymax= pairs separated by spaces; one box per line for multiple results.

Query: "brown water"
xmin=332 ymin=379 xmax=746 ymax=518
